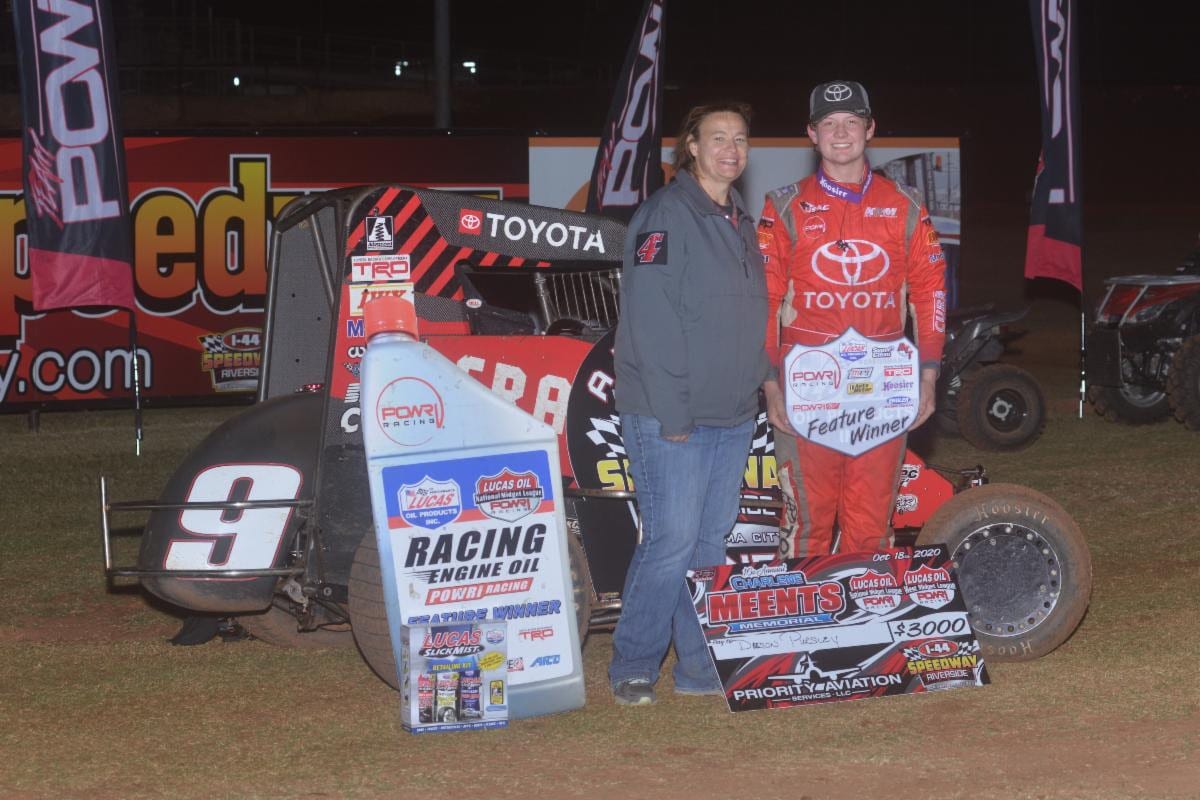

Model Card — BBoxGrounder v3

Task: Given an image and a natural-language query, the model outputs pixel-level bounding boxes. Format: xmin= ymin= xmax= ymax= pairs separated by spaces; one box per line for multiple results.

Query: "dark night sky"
xmin=219 ymin=1 xmax=1198 ymax=89
xmin=195 ymin=1 xmax=1200 ymax=149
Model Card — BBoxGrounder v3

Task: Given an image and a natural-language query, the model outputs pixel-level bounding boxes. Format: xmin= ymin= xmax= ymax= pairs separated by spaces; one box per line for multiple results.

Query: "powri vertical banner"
xmin=1025 ymin=0 xmax=1082 ymax=291
xmin=12 ymin=0 xmax=135 ymax=311
xmin=585 ymin=0 xmax=665 ymax=222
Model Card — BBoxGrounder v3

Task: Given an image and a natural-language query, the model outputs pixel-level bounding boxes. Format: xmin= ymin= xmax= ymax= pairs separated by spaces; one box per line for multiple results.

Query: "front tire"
xmin=1087 ymin=382 xmax=1170 ymax=424
xmin=1167 ymin=335 xmax=1200 ymax=430
xmin=915 ymin=483 xmax=1091 ymax=661
xmin=955 ymin=364 xmax=1045 ymax=451
xmin=348 ymin=531 xmax=594 ymax=690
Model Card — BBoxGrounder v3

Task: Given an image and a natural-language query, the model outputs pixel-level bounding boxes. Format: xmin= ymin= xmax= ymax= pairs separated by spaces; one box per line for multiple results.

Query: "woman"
xmin=609 ymin=103 xmax=769 ymax=705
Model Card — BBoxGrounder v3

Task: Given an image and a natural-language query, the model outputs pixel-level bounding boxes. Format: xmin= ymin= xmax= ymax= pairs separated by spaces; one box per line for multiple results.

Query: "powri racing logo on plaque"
xmin=474 ymin=468 xmax=544 ymax=522
xmin=784 ymin=328 xmax=919 ymax=456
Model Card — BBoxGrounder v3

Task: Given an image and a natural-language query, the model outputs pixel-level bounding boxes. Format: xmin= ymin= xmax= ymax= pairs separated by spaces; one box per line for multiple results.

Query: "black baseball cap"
xmin=809 ymin=80 xmax=872 ymax=123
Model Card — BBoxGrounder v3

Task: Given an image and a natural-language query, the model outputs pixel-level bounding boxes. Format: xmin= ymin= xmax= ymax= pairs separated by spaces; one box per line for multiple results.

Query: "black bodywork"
xmin=1086 ymin=256 xmax=1200 ymax=396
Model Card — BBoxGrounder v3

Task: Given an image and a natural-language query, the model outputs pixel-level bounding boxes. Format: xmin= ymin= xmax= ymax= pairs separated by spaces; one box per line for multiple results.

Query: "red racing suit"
xmin=758 ymin=167 xmax=946 ymax=555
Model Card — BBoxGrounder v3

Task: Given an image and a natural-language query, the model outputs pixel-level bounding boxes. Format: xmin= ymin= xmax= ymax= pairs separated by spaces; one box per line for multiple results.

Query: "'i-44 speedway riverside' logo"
xmin=399 ymin=476 xmax=462 ymax=529
xmin=474 ymin=468 xmax=544 ymax=523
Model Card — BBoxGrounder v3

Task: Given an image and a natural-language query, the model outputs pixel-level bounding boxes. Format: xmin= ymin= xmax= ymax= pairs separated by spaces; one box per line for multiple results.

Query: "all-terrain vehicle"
xmin=936 ymin=306 xmax=1045 ymax=451
xmin=100 ymin=186 xmax=1092 ymax=688
xmin=1086 ymin=245 xmax=1200 ymax=426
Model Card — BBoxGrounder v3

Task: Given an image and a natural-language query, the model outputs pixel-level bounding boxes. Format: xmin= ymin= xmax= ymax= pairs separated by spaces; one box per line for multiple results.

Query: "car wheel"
xmin=1087 ymin=380 xmax=1170 ymax=424
xmin=1167 ymin=335 xmax=1200 ymax=430
xmin=955 ymin=364 xmax=1046 ymax=451
xmin=915 ymin=483 xmax=1091 ymax=662
xmin=348 ymin=530 xmax=593 ymax=690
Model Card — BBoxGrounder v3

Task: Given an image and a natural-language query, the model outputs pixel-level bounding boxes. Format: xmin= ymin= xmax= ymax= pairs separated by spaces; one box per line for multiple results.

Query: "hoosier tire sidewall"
xmin=915 ymin=483 xmax=1091 ymax=662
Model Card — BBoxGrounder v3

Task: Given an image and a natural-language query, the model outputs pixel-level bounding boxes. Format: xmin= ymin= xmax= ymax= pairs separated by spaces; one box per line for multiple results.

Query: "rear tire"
xmin=955 ymin=364 xmax=1045 ymax=451
xmin=915 ymin=483 xmax=1091 ymax=661
xmin=348 ymin=531 xmax=594 ymax=690
xmin=1167 ymin=335 xmax=1200 ymax=430
xmin=1087 ymin=382 xmax=1170 ymax=424
xmin=238 ymin=603 xmax=352 ymax=649
xmin=348 ymin=531 xmax=397 ymax=687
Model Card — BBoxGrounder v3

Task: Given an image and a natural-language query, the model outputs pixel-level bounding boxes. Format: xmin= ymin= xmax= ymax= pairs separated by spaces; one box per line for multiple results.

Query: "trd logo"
xmin=519 ymin=626 xmax=554 ymax=641
xmin=351 ymin=255 xmax=411 ymax=283
xmin=530 ymin=654 xmax=561 ymax=667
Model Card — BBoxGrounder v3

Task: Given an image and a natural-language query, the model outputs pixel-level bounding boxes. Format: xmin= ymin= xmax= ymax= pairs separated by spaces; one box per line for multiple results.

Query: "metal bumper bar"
xmin=100 ymin=476 xmax=310 ymax=580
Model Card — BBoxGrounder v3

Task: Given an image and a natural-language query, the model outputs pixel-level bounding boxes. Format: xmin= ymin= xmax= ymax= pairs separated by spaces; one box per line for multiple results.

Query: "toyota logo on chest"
xmin=811 ymin=240 xmax=890 ymax=286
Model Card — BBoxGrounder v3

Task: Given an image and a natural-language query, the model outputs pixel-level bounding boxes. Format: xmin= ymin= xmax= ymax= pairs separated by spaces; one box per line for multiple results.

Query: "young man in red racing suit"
xmin=759 ymin=80 xmax=947 ymax=556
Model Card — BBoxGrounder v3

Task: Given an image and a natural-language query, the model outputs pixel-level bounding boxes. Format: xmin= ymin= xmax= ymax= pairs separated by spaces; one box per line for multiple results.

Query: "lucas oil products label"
xmin=381 ymin=449 xmax=573 ymax=684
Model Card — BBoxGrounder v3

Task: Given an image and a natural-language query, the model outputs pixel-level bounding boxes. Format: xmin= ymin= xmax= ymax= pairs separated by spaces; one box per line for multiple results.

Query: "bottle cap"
xmin=363 ymin=289 xmax=418 ymax=338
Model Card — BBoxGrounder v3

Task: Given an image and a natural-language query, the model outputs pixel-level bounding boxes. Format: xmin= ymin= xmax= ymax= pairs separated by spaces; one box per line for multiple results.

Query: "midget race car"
xmin=101 ymin=186 xmax=1092 ymax=688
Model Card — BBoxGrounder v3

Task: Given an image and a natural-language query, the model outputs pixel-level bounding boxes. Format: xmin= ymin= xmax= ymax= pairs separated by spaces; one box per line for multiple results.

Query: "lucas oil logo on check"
xmin=903 ymin=563 xmax=956 ymax=609
xmin=399 ymin=476 xmax=462 ymax=529
xmin=474 ymin=468 xmax=544 ymax=523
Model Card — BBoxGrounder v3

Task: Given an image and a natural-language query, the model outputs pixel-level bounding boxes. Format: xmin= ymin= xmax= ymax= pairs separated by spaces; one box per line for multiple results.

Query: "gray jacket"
xmin=614 ymin=169 xmax=769 ymax=436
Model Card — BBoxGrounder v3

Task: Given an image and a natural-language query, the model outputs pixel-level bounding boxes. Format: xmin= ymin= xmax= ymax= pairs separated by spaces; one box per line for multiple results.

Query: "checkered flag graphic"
xmin=751 ymin=411 xmax=772 ymax=453
xmin=343 ymin=361 xmax=361 ymax=377
xmin=901 ymin=639 xmax=980 ymax=660
xmin=199 ymin=333 xmax=229 ymax=354
xmin=586 ymin=414 xmax=625 ymax=458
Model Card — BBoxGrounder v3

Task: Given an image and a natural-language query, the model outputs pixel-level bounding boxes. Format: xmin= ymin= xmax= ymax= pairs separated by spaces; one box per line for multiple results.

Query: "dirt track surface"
xmin=5 ymin=199 xmax=1200 ymax=799
xmin=5 ymin=589 xmax=1199 ymax=800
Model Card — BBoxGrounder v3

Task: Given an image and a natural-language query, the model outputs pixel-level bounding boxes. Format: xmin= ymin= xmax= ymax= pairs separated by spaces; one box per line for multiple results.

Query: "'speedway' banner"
xmin=585 ymin=0 xmax=665 ymax=222
xmin=12 ymin=0 xmax=135 ymax=311
xmin=0 ymin=135 xmax=529 ymax=410
xmin=1025 ymin=0 xmax=1082 ymax=291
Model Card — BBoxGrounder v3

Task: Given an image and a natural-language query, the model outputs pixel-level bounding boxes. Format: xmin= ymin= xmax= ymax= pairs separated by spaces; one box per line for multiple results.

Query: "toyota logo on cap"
xmin=459 ymin=209 xmax=483 ymax=235
xmin=811 ymin=239 xmax=890 ymax=286
xmin=824 ymin=83 xmax=853 ymax=102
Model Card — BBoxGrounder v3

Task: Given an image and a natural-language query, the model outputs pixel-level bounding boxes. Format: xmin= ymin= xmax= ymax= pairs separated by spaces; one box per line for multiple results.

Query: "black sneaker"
xmin=613 ymin=678 xmax=656 ymax=706
xmin=674 ymin=684 xmax=724 ymax=697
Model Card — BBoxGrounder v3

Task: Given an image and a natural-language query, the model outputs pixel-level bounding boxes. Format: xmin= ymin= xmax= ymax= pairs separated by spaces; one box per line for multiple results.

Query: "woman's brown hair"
xmin=672 ymin=102 xmax=753 ymax=175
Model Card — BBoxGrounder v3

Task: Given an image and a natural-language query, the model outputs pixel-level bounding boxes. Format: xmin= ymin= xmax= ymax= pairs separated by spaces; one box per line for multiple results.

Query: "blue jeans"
xmin=609 ymin=413 xmax=754 ymax=691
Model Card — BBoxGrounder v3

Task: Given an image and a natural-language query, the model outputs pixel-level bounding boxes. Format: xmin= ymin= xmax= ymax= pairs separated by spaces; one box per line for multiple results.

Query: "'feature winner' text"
xmin=808 ymin=406 xmax=908 ymax=447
